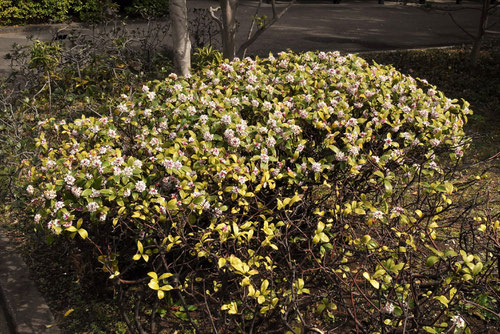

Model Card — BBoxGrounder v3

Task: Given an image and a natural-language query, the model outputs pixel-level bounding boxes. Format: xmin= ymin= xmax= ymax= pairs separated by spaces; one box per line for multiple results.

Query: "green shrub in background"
xmin=0 ymin=0 xmax=168 ymax=24
xmin=22 ymin=51 xmax=499 ymax=332
xmin=126 ymin=0 xmax=169 ymax=19
xmin=72 ymin=0 xmax=120 ymax=23
xmin=0 ymin=0 xmax=74 ymax=24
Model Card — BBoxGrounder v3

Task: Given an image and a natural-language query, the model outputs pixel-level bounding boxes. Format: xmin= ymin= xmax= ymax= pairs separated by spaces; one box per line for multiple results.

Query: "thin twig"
xmin=203 ymin=279 xmax=219 ymax=334
xmin=242 ymin=0 xmax=263 ymax=58
xmin=271 ymin=0 xmax=278 ymax=17
xmin=119 ymin=288 xmax=137 ymax=334
xmin=134 ymin=292 xmax=148 ymax=334
xmin=151 ymin=300 xmax=159 ymax=333
xmin=237 ymin=0 xmax=296 ymax=57
xmin=463 ymin=298 xmax=500 ymax=319
xmin=448 ymin=13 xmax=475 ymax=39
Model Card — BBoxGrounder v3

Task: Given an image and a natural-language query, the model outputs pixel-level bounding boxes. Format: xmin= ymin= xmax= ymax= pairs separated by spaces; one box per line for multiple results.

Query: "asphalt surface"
xmin=1 ymin=0 xmax=499 ymax=76
xmin=233 ymin=0 xmax=500 ymax=56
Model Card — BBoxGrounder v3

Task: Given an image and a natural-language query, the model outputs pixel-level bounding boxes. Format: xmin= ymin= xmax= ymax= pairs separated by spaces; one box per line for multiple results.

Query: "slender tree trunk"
xmin=169 ymin=0 xmax=191 ymax=76
xmin=471 ymin=0 xmax=489 ymax=65
xmin=220 ymin=0 xmax=239 ymax=60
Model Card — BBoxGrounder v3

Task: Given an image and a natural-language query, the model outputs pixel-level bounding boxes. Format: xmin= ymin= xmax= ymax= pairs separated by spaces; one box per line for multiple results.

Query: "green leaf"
xmin=434 ymin=295 xmax=449 ymax=307
xmin=472 ymin=262 xmax=483 ymax=275
xmin=462 ymin=274 xmax=473 ymax=281
xmin=261 ymin=279 xmax=269 ymax=293
xmin=192 ymin=196 xmax=204 ymax=205
xmin=158 ymin=273 xmax=173 ymax=280
xmin=63 ymin=308 xmax=74 ymax=317
xmin=363 ymin=272 xmax=380 ymax=289
xmin=100 ymin=189 xmax=112 ymax=196
xmin=78 ymin=228 xmax=88 ymax=239
xmin=422 ymin=326 xmax=438 ymax=333
xmin=384 ymin=179 xmax=392 ymax=193
xmin=81 ymin=189 xmax=92 ymax=197
xmin=426 ymin=255 xmax=440 ymax=267
xmin=354 ymin=207 xmax=366 ymax=215
xmin=361 ymin=235 xmax=371 ymax=244
xmin=444 ymin=249 xmax=457 ymax=258
xmin=65 ymin=226 xmax=78 ymax=232
xmin=167 ymin=198 xmax=177 ymax=210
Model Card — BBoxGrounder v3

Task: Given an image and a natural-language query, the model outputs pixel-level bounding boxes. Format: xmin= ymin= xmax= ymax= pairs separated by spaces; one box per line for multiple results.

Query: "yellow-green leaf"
xmin=78 ymin=228 xmax=88 ymax=239
xmin=149 ymin=280 xmax=160 ymax=290
xmin=261 ymin=279 xmax=269 ymax=293
xmin=434 ymin=295 xmax=449 ymax=307
xmin=158 ymin=273 xmax=173 ymax=280
xmin=472 ymin=262 xmax=483 ymax=275
xmin=167 ymin=198 xmax=178 ymax=210
xmin=370 ymin=279 xmax=380 ymax=289
xmin=64 ymin=308 xmax=74 ymax=317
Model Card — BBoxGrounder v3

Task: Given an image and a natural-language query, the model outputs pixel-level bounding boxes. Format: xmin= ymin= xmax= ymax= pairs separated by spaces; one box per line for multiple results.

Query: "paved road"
xmin=0 ymin=0 xmax=499 ymax=76
xmin=238 ymin=1 xmax=497 ymax=56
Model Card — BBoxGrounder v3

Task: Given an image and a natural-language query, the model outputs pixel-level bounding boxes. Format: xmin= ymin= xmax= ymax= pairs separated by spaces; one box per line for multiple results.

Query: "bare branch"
xmin=209 ymin=6 xmax=223 ymax=32
xmin=448 ymin=13 xmax=475 ymax=39
xmin=242 ymin=0 xmax=263 ymax=58
xmin=271 ymin=0 xmax=277 ymax=17
xmin=463 ymin=299 xmax=500 ymax=319
xmin=237 ymin=0 xmax=296 ymax=57
xmin=487 ymin=1 xmax=499 ymax=12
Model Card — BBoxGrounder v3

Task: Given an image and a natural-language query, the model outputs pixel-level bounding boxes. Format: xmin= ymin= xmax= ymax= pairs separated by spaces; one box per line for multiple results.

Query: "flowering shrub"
xmin=25 ymin=51 xmax=498 ymax=332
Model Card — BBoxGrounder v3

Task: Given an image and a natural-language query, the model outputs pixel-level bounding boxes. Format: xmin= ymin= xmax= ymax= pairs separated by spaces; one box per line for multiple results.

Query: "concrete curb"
xmin=0 ymin=228 xmax=60 ymax=334
xmin=356 ymin=43 xmax=469 ymax=55
xmin=0 ymin=22 xmax=85 ymax=35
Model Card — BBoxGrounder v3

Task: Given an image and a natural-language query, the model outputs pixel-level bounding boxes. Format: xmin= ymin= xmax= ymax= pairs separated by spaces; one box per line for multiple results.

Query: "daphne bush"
xmin=25 ymin=51 xmax=498 ymax=332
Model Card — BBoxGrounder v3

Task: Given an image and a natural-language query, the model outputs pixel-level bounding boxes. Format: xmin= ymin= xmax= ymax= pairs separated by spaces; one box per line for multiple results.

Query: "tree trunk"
xmin=169 ymin=0 xmax=191 ymax=76
xmin=220 ymin=0 xmax=239 ymax=60
xmin=471 ymin=0 xmax=489 ymax=65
